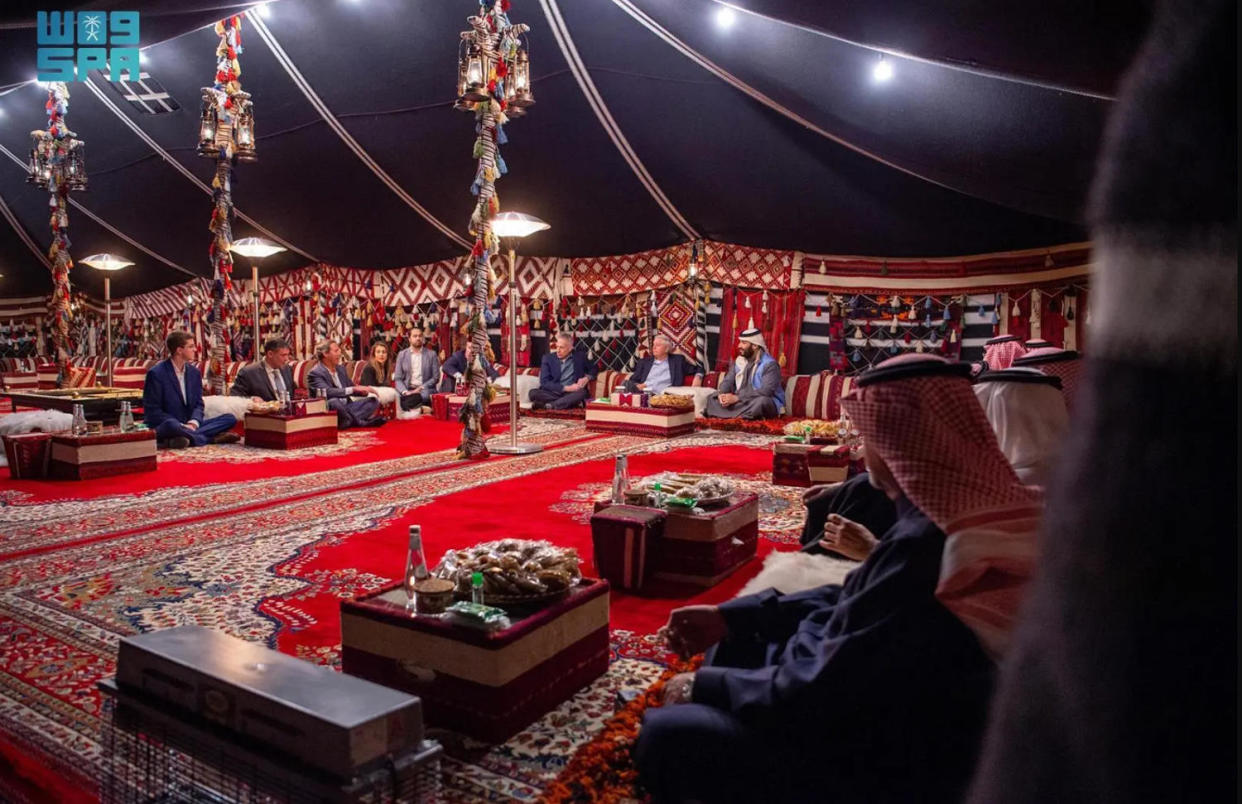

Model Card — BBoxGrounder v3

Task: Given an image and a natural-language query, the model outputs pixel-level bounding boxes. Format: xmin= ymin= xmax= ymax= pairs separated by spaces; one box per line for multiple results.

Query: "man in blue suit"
xmin=439 ymin=340 xmax=499 ymax=392
xmin=529 ymin=333 xmax=598 ymax=410
xmin=306 ymin=339 xmax=385 ymax=429
xmin=142 ymin=330 xmax=239 ymax=448
xmin=622 ymin=333 xmax=703 ymax=393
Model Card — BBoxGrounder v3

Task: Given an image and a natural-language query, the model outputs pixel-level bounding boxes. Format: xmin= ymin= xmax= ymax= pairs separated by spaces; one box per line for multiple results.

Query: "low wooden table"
xmin=585 ymin=402 xmax=696 ymax=437
xmin=592 ymin=492 xmax=759 ymax=588
xmin=430 ymin=393 xmax=512 ymax=421
xmin=48 ymin=428 xmax=157 ymax=480
xmin=341 ymin=578 xmax=610 ymax=744
xmin=6 ymin=386 xmax=143 ymax=423
xmin=772 ymin=441 xmax=853 ymax=487
xmin=244 ymin=401 xmax=338 ymax=450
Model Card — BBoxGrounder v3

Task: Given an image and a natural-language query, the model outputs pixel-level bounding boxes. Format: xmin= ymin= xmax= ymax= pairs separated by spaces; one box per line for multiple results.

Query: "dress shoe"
xmin=363 ymin=417 xmax=387 ymax=428
xmin=160 ymin=436 xmax=191 ymax=449
xmin=212 ymin=432 xmax=241 ymax=445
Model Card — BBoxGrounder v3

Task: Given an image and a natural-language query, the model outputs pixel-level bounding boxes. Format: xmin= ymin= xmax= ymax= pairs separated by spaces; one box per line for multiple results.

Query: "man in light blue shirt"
xmin=623 ymin=334 xmax=703 ymax=394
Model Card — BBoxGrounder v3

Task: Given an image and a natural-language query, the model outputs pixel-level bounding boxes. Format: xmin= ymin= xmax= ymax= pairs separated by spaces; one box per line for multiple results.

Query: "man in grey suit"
xmin=703 ymin=329 xmax=785 ymax=419
xmin=306 ymin=340 xmax=385 ymax=428
xmin=230 ymin=338 xmax=295 ymax=402
xmin=393 ymin=327 xmax=440 ymax=415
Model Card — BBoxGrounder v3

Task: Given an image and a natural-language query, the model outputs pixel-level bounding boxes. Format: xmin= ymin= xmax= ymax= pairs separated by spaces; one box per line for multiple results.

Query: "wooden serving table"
xmin=341 ymin=578 xmax=610 ymax=743
xmin=244 ymin=399 xmax=337 ymax=450
xmin=48 ymin=428 xmax=158 ymax=480
xmin=592 ymin=492 xmax=759 ymax=588
xmin=6 ymin=386 xmax=143 ymax=423
xmin=585 ymin=402 xmax=696 ymax=437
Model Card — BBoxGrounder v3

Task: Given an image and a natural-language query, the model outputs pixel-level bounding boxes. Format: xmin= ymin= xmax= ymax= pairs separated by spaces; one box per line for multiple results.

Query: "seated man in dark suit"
xmin=439 ymin=340 xmax=500 ymax=392
xmin=229 ymin=338 xmax=294 ymax=402
xmin=142 ymin=330 xmax=239 ymax=448
xmin=622 ymin=333 xmax=703 ymax=394
xmin=529 ymin=333 xmax=598 ymax=410
xmin=306 ymin=340 xmax=385 ymax=429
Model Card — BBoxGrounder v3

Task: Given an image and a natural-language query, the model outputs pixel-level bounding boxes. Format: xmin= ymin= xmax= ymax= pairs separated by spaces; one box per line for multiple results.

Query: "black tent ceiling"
xmin=0 ymin=0 xmax=1147 ymax=299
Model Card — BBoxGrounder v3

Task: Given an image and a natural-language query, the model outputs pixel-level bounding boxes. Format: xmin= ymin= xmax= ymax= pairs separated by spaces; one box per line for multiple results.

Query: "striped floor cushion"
xmin=112 ymin=365 xmax=149 ymax=392
xmin=1 ymin=372 xmax=37 ymax=393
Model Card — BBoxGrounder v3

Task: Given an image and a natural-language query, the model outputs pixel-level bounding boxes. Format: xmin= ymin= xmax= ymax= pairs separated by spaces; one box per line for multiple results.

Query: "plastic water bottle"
xmin=611 ymin=454 xmax=630 ymax=503
xmin=471 ymin=571 xmax=485 ymax=605
xmin=118 ymin=401 xmax=134 ymax=432
xmin=71 ymin=404 xmax=87 ymax=436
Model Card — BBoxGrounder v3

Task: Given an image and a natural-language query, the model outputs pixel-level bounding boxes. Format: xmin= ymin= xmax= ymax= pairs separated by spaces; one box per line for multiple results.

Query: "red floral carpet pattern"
xmin=0 ymin=426 xmax=790 ymax=802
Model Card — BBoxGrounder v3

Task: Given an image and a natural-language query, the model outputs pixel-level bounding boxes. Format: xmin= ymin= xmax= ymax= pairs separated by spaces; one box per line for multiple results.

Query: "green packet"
xmin=446 ymin=601 xmax=511 ymax=630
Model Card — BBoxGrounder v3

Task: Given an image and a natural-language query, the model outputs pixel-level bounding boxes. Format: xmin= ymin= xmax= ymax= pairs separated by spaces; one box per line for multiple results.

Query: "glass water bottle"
xmin=611 ymin=454 xmax=631 ymax=503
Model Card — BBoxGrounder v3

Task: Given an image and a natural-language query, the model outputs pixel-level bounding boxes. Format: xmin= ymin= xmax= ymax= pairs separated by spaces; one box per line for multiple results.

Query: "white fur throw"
xmin=203 ymin=395 xmax=254 ymax=421
xmin=0 ymin=410 xmax=74 ymax=468
xmin=495 ymin=373 xmax=541 ymax=408
xmin=736 ymin=550 xmax=858 ymax=598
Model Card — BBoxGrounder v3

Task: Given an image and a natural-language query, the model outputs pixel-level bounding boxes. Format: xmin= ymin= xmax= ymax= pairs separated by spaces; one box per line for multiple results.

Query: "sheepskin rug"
xmin=736 ymin=550 xmax=858 ymax=597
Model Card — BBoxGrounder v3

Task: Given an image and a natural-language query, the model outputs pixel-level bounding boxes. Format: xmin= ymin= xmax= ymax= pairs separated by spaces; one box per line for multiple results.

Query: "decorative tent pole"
xmin=27 ymin=82 xmax=87 ymax=387
xmin=455 ymin=0 xmax=533 ymax=459
xmin=198 ymin=15 xmax=257 ymax=393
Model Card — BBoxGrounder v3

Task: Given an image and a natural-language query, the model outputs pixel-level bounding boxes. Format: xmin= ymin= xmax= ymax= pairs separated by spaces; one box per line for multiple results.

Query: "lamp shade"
xmin=229 ymin=237 xmax=286 ymax=259
xmin=490 ymin=211 xmax=550 ymax=239
xmin=80 ymin=253 xmax=134 ymax=271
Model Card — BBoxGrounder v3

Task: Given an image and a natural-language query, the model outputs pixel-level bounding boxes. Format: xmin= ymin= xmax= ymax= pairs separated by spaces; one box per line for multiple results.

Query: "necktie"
xmin=271 ymin=369 xmax=286 ymax=396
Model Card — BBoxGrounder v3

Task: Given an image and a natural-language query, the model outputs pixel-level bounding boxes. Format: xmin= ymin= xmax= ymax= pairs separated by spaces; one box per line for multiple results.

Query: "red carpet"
xmin=0 ymin=416 xmax=491 ymax=502
xmin=0 ymin=425 xmax=796 ymax=801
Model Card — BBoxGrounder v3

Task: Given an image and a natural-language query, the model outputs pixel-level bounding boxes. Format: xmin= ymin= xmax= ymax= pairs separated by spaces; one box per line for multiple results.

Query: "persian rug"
xmin=0 ymin=428 xmax=794 ymax=802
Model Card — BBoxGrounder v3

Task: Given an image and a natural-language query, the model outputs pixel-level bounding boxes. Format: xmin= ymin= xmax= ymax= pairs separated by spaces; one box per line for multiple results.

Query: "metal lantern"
xmin=65 ymin=139 xmax=87 ymax=191
xmin=463 ymin=43 xmax=490 ymax=102
xmin=509 ymin=46 xmax=535 ymax=108
xmin=233 ymin=92 xmax=256 ymax=162
xmin=197 ymin=89 xmax=220 ymax=157
xmin=454 ymin=40 xmax=474 ymax=111
xmin=27 ymin=132 xmax=52 ymax=187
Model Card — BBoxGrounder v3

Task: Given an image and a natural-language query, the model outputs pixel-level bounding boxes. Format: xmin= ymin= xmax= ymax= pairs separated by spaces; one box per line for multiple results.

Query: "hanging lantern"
xmin=26 ymin=132 xmax=52 ymax=188
xmin=233 ymin=92 xmax=257 ymax=162
xmin=509 ymin=44 xmax=535 ymax=108
xmin=197 ymin=89 xmax=220 ymax=157
xmin=463 ymin=43 xmax=490 ymax=102
xmin=454 ymin=38 xmax=476 ymax=111
xmin=65 ymin=138 xmax=87 ymax=191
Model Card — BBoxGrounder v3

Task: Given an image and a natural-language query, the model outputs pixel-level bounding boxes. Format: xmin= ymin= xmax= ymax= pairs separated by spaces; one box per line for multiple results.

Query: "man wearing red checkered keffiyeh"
xmin=638 ymin=353 xmax=1002 ymax=804
xmin=840 ymin=353 xmax=1043 ymax=659
xmin=983 ymin=334 xmax=1027 ymax=370
xmin=1012 ymin=346 xmax=1084 ymax=408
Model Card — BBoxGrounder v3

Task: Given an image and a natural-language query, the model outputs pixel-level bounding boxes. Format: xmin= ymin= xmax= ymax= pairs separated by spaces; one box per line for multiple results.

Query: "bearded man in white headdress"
xmin=702 ymin=328 xmax=784 ymax=419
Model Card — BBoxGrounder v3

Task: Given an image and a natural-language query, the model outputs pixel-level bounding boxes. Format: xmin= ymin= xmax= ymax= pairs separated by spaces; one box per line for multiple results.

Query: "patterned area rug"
xmin=0 ymin=424 xmax=793 ymax=802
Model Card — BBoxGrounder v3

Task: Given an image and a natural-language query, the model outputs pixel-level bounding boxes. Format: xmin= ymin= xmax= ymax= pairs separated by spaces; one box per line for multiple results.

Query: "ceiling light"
xmin=139 ymin=52 xmax=148 ymax=64
xmin=873 ymin=55 xmax=894 ymax=83
xmin=256 ymin=2 xmax=272 ymax=18
xmin=715 ymin=7 xmax=736 ymax=29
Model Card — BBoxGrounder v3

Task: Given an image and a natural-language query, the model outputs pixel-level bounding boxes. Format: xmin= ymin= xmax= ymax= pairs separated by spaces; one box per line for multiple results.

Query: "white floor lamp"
xmin=230 ymin=237 xmax=287 ymax=358
xmin=488 ymin=211 xmax=549 ymax=456
xmin=80 ymin=253 xmax=134 ymax=385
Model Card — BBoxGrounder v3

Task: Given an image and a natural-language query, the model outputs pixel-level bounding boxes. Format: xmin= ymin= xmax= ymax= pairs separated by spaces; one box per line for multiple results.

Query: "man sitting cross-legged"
xmin=393 ymin=326 xmax=440 ymax=416
xmin=142 ymin=330 xmax=239 ymax=448
xmin=622 ymin=333 xmax=703 ymax=394
xmin=307 ymin=339 xmax=385 ymax=429
xmin=528 ymin=333 xmax=598 ymax=410
xmin=702 ymin=328 xmax=783 ymax=420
